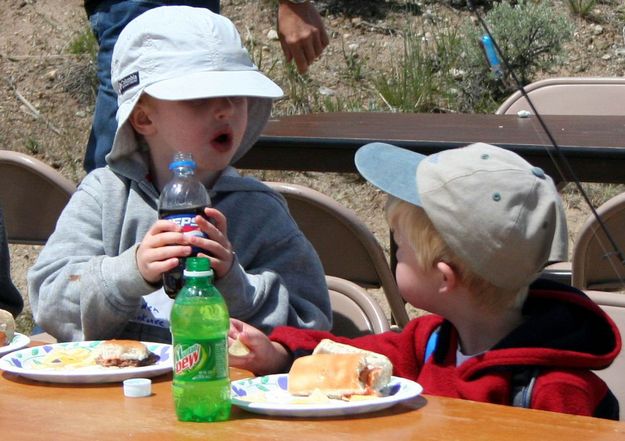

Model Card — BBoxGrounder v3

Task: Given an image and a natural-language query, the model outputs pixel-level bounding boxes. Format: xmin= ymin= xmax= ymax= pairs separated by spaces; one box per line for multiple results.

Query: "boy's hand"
xmin=136 ymin=220 xmax=191 ymax=284
xmin=228 ymin=318 xmax=291 ymax=376
xmin=191 ymin=207 xmax=235 ymax=279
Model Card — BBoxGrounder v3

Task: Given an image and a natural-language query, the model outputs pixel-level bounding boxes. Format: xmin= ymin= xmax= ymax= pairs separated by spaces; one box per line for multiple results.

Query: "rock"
xmin=449 ymin=68 xmax=465 ymax=80
xmin=45 ymin=70 xmax=57 ymax=81
xmin=267 ymin=29 xmax=279 ymax=41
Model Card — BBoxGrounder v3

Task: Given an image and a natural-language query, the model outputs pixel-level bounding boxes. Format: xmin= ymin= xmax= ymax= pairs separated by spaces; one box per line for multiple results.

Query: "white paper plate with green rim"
xmin=231 ymin=374 xmax=423 ymax=417
xmin=0 ymin=333 xmax=30 ymax=357
xmin=0 ymin=340 xmax=172 ymax=383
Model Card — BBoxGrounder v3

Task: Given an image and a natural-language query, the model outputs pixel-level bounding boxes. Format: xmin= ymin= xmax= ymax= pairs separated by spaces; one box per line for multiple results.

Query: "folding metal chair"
xmin=0 ymin=150 xmax=75 ymax=245
xmin=496 ymin=77 xmax=625 ymax=116
xmin=265 ymin=181 xmax=410 ymax=328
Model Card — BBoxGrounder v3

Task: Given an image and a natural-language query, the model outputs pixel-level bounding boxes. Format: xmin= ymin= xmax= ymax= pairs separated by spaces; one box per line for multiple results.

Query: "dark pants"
xmin=84 ymin=0 xmax=220 ymax=172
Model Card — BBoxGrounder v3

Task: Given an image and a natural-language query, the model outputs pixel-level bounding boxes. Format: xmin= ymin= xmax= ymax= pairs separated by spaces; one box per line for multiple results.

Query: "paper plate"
xmin=0 ymin=340 xmax=172 ymax=383
xmin=231 ymin=374 xmax=423 ymax=417
xmin=0 ymin=333 xmax=30 ymax=356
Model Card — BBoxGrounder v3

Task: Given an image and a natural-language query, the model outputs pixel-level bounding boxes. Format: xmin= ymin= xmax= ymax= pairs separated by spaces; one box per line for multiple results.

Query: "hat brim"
xmin=355 ymin=142 xmax=426 ymax=206
xmin=144 ymin=70 xmax=284 ymax=101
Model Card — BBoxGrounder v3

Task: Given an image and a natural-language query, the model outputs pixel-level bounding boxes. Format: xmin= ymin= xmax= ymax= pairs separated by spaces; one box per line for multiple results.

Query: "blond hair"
xmin=385 ymin=197 xmax=527 ymax=311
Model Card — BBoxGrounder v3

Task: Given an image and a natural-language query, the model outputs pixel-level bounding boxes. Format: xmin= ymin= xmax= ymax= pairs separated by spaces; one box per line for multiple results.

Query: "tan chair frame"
xmin=572 ymin=192 xmax=625 ymax=291
xmin=326 ymin=275 xmax=390 ymax=337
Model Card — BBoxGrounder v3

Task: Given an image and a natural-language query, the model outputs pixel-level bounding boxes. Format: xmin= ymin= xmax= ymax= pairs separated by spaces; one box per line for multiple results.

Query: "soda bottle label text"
xmin=173 ymin=338 xmax=228 ymax=382
xmin=163 ymin=213 xmax=207 ymax=240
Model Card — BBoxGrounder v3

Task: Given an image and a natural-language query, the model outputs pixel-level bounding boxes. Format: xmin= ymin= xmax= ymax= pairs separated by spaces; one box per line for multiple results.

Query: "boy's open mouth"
xmin=211 ymin=131 xmax=233 ymax=152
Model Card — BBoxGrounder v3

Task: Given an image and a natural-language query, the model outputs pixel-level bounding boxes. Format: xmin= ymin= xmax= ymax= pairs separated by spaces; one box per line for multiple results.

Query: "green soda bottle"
xmin=170 ymin=257 xmax=231 ymax=422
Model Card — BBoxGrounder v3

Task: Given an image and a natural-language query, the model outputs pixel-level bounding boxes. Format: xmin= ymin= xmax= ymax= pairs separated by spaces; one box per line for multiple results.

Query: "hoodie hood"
xmin=438 ymin=280 xmax=621 ymax=379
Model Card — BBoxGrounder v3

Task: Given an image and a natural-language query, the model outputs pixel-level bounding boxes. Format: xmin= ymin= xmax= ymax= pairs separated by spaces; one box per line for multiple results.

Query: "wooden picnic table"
xmin=2 ymin=339 xmax=625 ymax=441
xmin=239 ymin=112 xmax=625 ymax=185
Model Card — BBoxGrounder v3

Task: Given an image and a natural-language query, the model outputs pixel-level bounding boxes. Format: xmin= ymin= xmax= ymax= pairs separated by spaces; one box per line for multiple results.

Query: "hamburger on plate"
xmin=93 ymin=339 xmax=158 ymax=367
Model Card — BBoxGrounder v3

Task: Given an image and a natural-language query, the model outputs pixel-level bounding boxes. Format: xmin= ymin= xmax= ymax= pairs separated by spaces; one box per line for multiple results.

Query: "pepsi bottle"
xmin=158 ymin=152 xmax=211 ymax=298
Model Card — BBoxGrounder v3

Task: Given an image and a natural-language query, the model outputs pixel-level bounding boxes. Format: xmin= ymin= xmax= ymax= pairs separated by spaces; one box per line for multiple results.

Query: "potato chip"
xmin=228 ymin=336 xmax=251 ymax=356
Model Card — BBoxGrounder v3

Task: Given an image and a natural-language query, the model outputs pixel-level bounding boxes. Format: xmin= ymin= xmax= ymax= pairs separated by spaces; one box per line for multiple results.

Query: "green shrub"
xmin=374 ymin=25 xmax=463 ymax=113
xmin=67 ymin=27 xmax=98 ymax=59
xmin=566 ymin=0 xmax=597 ymax=18
xmin=456 ymin=0 xmax=573 ymax=112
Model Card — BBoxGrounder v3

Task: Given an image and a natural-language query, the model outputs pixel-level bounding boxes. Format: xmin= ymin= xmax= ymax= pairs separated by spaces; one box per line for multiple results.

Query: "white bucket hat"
xmin=108 ymin=6 xmax=283 ymax=165
xmin=355 ymin=142 xmax=568 ymax=291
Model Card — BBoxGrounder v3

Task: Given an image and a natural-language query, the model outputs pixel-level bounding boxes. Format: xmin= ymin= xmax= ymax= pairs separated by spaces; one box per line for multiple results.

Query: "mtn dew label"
xmin=173 ymin=338 xmax=228 ymax=381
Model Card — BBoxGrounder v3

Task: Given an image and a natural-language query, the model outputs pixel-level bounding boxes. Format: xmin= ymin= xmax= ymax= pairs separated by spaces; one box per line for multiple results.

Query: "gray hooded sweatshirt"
xmin=28 ymin=98 xmax=331 ymax=342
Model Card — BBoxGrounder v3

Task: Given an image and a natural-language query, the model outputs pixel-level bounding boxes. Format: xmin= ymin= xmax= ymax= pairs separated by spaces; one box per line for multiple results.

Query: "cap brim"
xmin=355 ymin=142 xmax=426 ymax=206
xmin=144 ymin=70 xmax=283 ymax=101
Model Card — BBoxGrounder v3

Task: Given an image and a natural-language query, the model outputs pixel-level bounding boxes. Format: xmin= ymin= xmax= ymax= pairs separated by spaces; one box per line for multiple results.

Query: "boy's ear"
xmin=128 ymin=101 xmax=155 ymax=136
xmin=436 ymin=261 xmax=458 ymax=293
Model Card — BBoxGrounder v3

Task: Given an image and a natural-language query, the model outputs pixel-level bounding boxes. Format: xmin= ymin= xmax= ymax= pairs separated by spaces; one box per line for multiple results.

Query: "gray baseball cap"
xmin=355 ymin=142 xmax=568 ymax=290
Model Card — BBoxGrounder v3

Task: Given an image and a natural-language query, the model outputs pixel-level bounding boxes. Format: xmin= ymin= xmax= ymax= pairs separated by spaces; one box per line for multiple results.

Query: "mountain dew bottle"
xmin=170 ymin=257 xmax=231 ymax=422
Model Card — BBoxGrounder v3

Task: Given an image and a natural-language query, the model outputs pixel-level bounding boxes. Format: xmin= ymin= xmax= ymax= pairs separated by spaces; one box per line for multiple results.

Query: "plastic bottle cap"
xmin=123 ymin=378 xmax=152 ymax=397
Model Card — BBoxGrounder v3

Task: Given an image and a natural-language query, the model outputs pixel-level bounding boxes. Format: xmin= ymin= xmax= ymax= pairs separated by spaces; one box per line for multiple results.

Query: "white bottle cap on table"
xmin=123 ymin=378 xmax=152 ymax=397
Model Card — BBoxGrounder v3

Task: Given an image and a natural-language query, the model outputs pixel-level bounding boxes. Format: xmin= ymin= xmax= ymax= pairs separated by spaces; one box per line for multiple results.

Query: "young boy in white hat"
xmin=229 ymin=142 xmax=621 ymax=419
xmin=28 ymin=6 xmax=331 ymax=343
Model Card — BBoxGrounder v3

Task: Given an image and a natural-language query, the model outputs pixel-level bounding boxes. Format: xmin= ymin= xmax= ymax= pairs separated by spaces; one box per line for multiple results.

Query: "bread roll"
xmin=288 ymin=349 xmax=392 ymax=399
xmin=0 ymin=309 xmax=15 ymax=346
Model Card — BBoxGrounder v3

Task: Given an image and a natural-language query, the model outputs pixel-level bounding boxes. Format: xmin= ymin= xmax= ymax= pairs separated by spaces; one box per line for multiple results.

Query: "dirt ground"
xmin=1 ymin=0 xmax=624 ymax=332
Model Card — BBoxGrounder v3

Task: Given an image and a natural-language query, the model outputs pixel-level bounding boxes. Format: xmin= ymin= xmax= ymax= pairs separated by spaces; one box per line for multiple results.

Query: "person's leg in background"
xmin=84 ymin=1 xmax=220 ymax=172
xmin=0 ymin=205 xmax=23 ymax=318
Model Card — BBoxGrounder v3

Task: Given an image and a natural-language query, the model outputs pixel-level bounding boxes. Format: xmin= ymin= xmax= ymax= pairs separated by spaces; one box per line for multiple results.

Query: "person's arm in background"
xmin=277 ymin=0 xmax=329 ymax=74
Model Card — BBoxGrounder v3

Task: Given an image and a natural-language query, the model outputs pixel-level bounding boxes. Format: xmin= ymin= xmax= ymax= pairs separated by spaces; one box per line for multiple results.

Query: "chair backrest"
xmin=0 ymin=150 xmax=75 ymax=245
xmin=571 ymin=192 xmax=625 ymax=291
xmin=586 ymin=290 xmax=625 ymax=420
xmin=496 ymin=77 xmax=625 ymax=116
xmin=265 ymin=181 xmax=410 ymax=328
xmin=326 ymin=276 xmax=390 ymax=337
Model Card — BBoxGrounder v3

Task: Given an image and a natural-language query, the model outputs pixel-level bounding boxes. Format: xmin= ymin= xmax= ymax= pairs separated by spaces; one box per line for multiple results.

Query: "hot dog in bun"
xmin=287 ymin=339 xmax=393 ymax=399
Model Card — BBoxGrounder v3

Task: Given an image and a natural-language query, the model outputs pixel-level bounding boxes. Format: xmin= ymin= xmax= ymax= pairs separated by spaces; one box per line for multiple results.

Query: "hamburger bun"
xmin=0 ymin=309 xmax=16 ymax=347
xmin=94 ymin=339 xmax=157 ymax=367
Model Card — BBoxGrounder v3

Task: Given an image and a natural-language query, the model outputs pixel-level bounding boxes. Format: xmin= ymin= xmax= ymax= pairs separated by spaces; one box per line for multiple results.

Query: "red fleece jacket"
xmin=270 ymin=280 xmax=621 ymax=420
